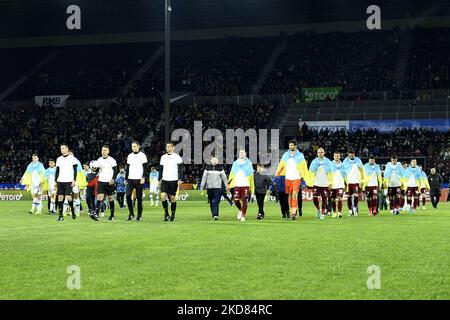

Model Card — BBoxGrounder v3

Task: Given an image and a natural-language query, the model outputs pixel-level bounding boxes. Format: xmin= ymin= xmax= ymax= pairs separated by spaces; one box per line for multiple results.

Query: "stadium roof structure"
xmin=1 ymin=0 xmax=450 ymax=38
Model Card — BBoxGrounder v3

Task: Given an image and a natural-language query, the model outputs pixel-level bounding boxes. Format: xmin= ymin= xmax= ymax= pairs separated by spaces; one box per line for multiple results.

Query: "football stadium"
xmin=1 ymin=0 xmax=450 ymax=305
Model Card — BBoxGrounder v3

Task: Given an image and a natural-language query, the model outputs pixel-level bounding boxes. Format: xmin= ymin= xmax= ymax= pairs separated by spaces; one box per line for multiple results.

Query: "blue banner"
xmin=349 ymin=119 xmax=450 ymax=133
xmin=0 ymin=184 xmax=25 ymax=190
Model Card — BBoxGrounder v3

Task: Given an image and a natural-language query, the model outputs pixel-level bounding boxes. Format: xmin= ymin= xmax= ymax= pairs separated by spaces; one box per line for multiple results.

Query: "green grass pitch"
xmin=0 ymin=200 xmax=449 ymax=299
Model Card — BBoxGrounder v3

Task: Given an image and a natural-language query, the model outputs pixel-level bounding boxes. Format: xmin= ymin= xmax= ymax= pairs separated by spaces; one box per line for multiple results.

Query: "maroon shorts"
xmin=313 ymin=186 xmax=329 ymax=198
xmin=365 ymin=186 xmax=378 ymax=198
xmin=387 ymin=186 xmax=402 ymax=197
xmin=347 ymin=183 xmax=360 ymax=195
xmin=331 ymin=188 xmax=344 ymax=199
xmin=234 ymin=187 xmax=249 ymax=201
xmin=406 ymin=187 xmax=419 ymax=197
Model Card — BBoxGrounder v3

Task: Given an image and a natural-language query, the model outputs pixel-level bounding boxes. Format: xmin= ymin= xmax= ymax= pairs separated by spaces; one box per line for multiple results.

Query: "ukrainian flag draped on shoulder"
xmin=74 ymin=159 xmax=87 ymax=190
xmin=362 ymin=163 xmax=382 ymax=188
xmin=331 ymin=161 xmax=346 ymax=178
xmin=275 ymin=149 xmax=308 ymax=179
xmin=307 ymin=157 xmax=333 ymax=187
xmin=383 ymin=162 xmax=403 ymax=186
xmin=42 ymin=167 xmax=56 ymax=191
xmin=21 ymin=162 xmax=46 ymax=191
xmin=228 ymin=158 xmax=254 ymax=193
xmin=402 ymin=166 xmax=422 ymax=190
xmin=342 ymin=157 xmax=364 ymax=182
xmin=420 ymin=170 xmax=430 ymax=189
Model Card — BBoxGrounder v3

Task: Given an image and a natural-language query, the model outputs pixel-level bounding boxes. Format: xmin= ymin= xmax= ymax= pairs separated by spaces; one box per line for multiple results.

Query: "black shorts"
xmin=161 ymin=180 xmax=178 ymax=196
xmin=57 ymin=182 xmax=72 ymax=196
xmin=97 ymin=181 xmax=116 ymax=196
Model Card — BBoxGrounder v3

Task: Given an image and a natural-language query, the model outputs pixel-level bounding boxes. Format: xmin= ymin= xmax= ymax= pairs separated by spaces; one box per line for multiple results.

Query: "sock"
xmin=422 ymin=196 xmax=426 ymax=206
xmin=47 ymin=198 xmax=51 ymax=210
xmin=50 ymin=200 xmax=55 ymax=212
xmin=347 ymin=196 xmax=352 ymax=210
xmin=74 ymin=198 xmax=81 ymax=214
xmin=95 ymin=200 xmax=103 ymax=216
xmin=338 ymin=199 xmax=342 ymax=212
xmin=313 ymin=197 xmax=320 ymax=210
xmin=321 ymin=197 xmax=327 ymax=214
xmin=241 ymin=197 xmax=248 ymax=216
xmin=171 ymin=202 xmax=177 ymax=216
xmin=68 ymin=200 xmax=75 ymax=215
xmin=58 ymin=200 xmax=64 ymax=217
xmin=298 ymin=191 xmax=303 ymax=212
xmin=162 ymin=200 xmax=169 ymax=216
xmin=373 ymin=198 xmax=378 ymax=213
xmin=137 ymin=199 xmax=143 ymax=218
xmin=63 ymin=199 xmax=68 ymax=214
xmin=234 ymin=200 xmax=242 ymax=211
xmin=332 ymin=201 xmax=337 ymax=213
xmin=353 ymin=195 xmax=359 ymax=209
xmin=413 ymin=197 xmax=418 ymax=209
xmin=150 ymin=194 xmax=154 ymax=204
xmin=367 ymin=197 xmax=372 ymax=212
xmin=155 ymin=195 xmax=159 ymax=206
xmin=389 ymin=197 xmax=394 ymax=210
xmin=109 ymin=200 xmax=115 ymax=217
xmin=290 ymin=197 xmax=298 ymax=215
xmin=126 ymin=195 xmax=134 ymax=216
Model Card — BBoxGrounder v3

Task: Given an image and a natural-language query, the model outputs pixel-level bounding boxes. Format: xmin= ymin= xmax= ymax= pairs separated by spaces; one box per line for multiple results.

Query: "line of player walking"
xmin=21 ymin=141 xmax=183 ymax=222
xmin=21 ymin=139 xmax=443 ymax=222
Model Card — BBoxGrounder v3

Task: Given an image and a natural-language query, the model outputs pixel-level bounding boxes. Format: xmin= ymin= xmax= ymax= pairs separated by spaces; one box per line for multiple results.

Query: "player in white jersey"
xmin=362 ymin=156 xmax=382 ymax=216
xmin=66 ymin=150 xmax=84 ymax=216
xmin=55 ymin=144 xmax=78 ymax=221
xmin=307 ymin=148 xmax=333 ymax=220
xmin=418 ymin=165 xmax=430 ymax=210
xmin=343 ymin=150 xmax=364 ymax=216
xmin=45 ymin=159 xmax=57 ymax=214
xmin=125 ymin=141 xmax=148 ymax=221
xmin=148 ymin=166 xmax=160 ymax=206
xmin=20 ymin=154 xmax=46 ymax=214
xmin=90 ymin=145 xmax=118 ymax=221
xmin=331 ymin=151 xmax=346 ymax=218
xmin=159 ymin=142 xmax=184 ymax=222
xmin=384 ymin=155 xmax=404 ymax=215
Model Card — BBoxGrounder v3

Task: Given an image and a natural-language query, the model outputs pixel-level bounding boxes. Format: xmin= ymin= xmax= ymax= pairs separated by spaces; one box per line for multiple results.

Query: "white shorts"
xmin=72 ymin=184 xmax=80 ymax=194
xmin=31 ymin=185 xmax=42 ymax=195
xmin=149 ymin=185 xmax=159 ymax=194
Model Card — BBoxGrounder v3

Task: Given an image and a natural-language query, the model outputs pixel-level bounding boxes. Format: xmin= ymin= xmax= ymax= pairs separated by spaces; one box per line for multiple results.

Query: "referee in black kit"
xmin=125 ymin=141 xmax=148 ymax=221
xmin=159 ymin=142 xmax=184 ymax=221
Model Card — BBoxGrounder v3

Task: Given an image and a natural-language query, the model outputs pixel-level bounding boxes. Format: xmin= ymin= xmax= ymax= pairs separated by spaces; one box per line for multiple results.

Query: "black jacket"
xmin=428 ymin=173 xmax=443 ymax=190
xmin=254 ymin=172 xmax=273 ymax=194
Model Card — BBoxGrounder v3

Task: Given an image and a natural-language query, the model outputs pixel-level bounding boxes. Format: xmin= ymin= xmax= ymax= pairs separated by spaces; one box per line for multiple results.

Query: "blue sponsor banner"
xmin=0 ymin=184 xmax=25 ymax=190
xmin=349 ymin=119 xmax=450 ymax=132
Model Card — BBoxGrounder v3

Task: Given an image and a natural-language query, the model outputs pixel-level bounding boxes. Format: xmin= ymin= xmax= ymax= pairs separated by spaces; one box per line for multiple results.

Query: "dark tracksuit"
xmin=428 ymin=173 xmax=443 ymax=208
xmin=254 ymin=172 xmax=273 ymax=218
xmin=378 ymin=184 xmax=388 ymax=212
xmin=273 ymin=176 xmax=290 ymax=218
xmin=115 ymin=173 xmax=126 ymax=209
xmin=200 ymin=164 xmax=228 ymax=218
